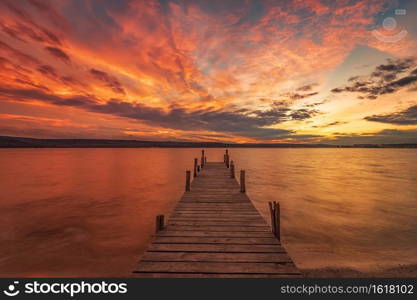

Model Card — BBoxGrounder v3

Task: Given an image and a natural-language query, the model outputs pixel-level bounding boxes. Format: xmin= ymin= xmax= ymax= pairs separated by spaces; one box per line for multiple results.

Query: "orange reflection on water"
xmin=0 ymin=148 xmax=416 ymax=276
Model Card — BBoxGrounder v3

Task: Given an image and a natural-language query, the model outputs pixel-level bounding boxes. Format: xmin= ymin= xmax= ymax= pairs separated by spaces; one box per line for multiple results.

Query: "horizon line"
xmin=1 ymin=135 xmax=417 ymax=148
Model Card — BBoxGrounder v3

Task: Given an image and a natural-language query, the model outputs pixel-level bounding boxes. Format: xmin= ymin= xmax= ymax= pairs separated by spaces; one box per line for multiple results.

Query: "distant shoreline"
xmin=1 ymin=135 xmax=416 ymax=148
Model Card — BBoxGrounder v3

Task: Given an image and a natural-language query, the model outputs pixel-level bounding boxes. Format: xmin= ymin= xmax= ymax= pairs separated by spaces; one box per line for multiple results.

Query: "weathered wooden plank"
xmin=153 ymin=236 xmax=279 ymax=245
xmin=135 ymin=261 xmax=300 ymax=274
xmin=172 ymin=213 xmax=259 ymax=217
xmin=178 ymin=200 xmax=253 ymax=204
xmin=182 ymin=195 xmax=243 ymax=196
xmin=155 ymin=230 xmax=275 ymax=238
xmin=134 ymin=273 xmax=303 ymax=278
xmin=175 ymin=203 xmax=256 ymax=213
xmin=167 ymin=220 xmax=267 ymax=226
xmin=172 ymin=213 xmax=260 ymax=217
xmin=172 ymin=209 xmax=258 ymax=213
xmin=166 ymin=225 xmax=270 ymax=232
xmin=176 ymin=202 xmax=253 ymax=206
xmin=170 ymin=213 xmax=263 ymax=217
xmin=179 ymin=201 xmax=248 ymax=204
xmin=170 ymin=216 xmax=262 ymax=221
xmin=140 ymin=252 xmax=291 ymax=263
xmin=148 ymin=244 xmax=284 ymax=253
xmin=181 ymin=195 xmax=244 ymax=198
xmin=174 ymin=207 xmax=256 ymax=212
xmin=169 ymin=217 xmax=265 ymax=222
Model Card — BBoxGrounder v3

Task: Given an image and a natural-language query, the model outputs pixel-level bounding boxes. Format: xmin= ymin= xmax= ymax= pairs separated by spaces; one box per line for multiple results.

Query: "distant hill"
xmin=0 ymin=136 xmax=416 ymax=148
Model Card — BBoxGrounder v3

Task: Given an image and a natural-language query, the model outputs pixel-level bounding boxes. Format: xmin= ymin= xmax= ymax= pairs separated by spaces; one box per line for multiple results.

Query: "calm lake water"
xmin=0 ymin=148 xmax=416 ymax=277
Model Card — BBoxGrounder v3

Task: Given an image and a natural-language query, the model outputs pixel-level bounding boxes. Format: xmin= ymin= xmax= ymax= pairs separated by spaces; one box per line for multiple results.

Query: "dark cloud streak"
xmin=364 ymin=105 xmax=417 ymax=125
xmin=296 ymin=83 xmax=318 ymax=92
xmin=331 ymin=58 xmax=417 ymax=99
xmin=0 ymin=40 xmax=40 ymax=65
xmin=90 ymin=69 xmax=125 ymax=95
xmin=37 ymin=65 xmax=57 ymax=78
xmin=0 ymin=86 xmax=296 ymax=139
xmin=44 ymin=46 xmax=71 ymax=64
xmin=328 ymin=129 xmax=417 ymax=144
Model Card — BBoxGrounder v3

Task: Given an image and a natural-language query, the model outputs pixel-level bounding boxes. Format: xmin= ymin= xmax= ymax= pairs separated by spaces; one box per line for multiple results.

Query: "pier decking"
xmin=134 ymin=154 xmax=302 ymax=278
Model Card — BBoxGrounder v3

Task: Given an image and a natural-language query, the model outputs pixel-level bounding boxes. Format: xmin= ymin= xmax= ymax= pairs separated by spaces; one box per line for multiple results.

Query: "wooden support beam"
xmin=268 ymin=201 xmax=280 ymax=240
xmin=240 ymin=170 xmax=246 ymax=193
xmin=275 ymin=202 xmax=280 ymax=241
xmin=268 ymin=202 xmax=275 ymax=237
xmin=224 ymin=149 xmax=229 ymax=165
xmin=185 ymin=171 xmax=191 ymax=191
xmin=155 ymin=215 xmax=165 ymax=233
xmin=193 ymin=158 xmax=198 ymax=178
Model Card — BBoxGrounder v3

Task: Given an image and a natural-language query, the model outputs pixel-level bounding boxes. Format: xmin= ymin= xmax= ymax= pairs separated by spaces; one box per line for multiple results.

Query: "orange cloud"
xmin=0 ymin=0 xmax=416 ymax=143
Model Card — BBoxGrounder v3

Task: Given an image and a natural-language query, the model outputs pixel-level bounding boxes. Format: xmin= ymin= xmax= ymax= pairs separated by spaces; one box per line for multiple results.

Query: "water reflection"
xmin=0 ymin=148 xmax=416 ymax=276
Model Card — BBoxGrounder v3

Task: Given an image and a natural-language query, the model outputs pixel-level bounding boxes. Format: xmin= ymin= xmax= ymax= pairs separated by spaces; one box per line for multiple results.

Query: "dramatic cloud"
xmin=37 ymin=65 xmax=57 ymax=78
xmin=1 ymin=1 xmax=62 ymax=45
xmin=286 ymin=92 xmax=319 ymax=100
xmin=0 ymin=86 xmax=297 ymax=139
xmin=365 ymin=105 xmax=417 ymax=125
xmin=332 ymin=58 xmax=417 ymax=99
xmin=0 ymin=40 xmax=40 ymax=65
xmin=329 ymin=129 xmax=417 ymax=144
xmin=289 ymin=108 xmax=320 ymax=120
xmin=312 ymin=121 xmax=348 ymax=128
xmin=0 ymin=0 xmax=416 ymax=142
xmin=44 ymin=46 xmax=71 ymax=64
xmin=296 ymin=83 xmax=318 ymax=92
xmin=90 ymin=69 xmax=125 ymax=95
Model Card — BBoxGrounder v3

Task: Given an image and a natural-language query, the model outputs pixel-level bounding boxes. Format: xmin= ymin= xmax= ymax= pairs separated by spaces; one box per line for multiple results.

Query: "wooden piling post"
xmin=268 ymin=201 xmax=280 ymax=240
xmin=197 ymin=165 xmax=200 ymax=172
xmin=230 ymin=161 xmax=235 ymax=178
xmin=185 ymin=170 xmax=191 ymax=191
xmin=155 ymin=215 xmax=165 ymax=233
xmin=159 ymin=215 xmax=165 ymax=231
xmin=275 ymin=202 xmax=281 ymax=241
xmin=193 ymin=158 xmax=198 ymax=178
xmin=224 ymin=149 xmax=229 ymax=164
xmin=224 ymin=149 xmax=229 ymax=167
xmin=240 ymin=170 xmax=246 ymax=193
xmin=268 ymin=202 xmax=275 ymax=236
xmin=201 ymin=150 xmax=205 ymax=168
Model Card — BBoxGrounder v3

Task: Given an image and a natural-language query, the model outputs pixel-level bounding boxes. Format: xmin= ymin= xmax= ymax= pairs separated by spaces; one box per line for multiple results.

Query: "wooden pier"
xmin=133 ymin=151 xmax=302 ymax=278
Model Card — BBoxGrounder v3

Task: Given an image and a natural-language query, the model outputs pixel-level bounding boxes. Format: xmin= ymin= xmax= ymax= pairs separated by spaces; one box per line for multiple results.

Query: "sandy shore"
xmin=302 ymin=264 xmax=417 ymax=278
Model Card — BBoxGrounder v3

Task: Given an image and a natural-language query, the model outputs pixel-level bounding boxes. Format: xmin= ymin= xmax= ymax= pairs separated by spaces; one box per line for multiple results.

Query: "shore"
xmin=1 ymin=135 xmax=416 ymax=148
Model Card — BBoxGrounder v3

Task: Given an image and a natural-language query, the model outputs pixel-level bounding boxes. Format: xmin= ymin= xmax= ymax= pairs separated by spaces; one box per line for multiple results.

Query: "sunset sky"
xmin=0 ymin=0 xmax=416 ymax=144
